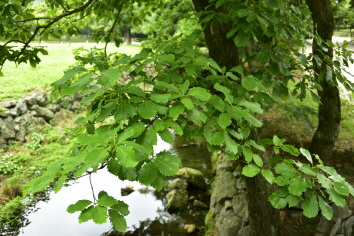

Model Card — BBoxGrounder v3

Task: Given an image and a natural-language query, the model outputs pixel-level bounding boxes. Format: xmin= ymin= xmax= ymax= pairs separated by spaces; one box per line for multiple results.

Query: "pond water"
xmin=7 ymin=136 xmax=212 ymax=236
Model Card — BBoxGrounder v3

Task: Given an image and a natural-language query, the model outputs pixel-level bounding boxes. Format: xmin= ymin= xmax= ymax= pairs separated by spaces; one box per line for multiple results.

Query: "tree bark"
xmin=192 ymin=1 xmax=283 ymax=235
xmin=125 ymin=27 xmax=132 ymax=45
xmin=306 ymin=0 xmax=341 ymax=161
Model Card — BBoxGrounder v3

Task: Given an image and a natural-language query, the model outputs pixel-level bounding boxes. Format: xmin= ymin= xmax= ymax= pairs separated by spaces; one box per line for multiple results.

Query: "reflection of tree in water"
xmin=0 ymin=190 xmax=51 ymax=236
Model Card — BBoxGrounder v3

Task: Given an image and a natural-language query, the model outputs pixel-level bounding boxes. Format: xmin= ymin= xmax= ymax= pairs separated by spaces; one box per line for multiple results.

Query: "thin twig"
xmin=88 ymin=173 xmax=97 ymax=203
xmin=104 ymin=2 xmax=124 ymax=59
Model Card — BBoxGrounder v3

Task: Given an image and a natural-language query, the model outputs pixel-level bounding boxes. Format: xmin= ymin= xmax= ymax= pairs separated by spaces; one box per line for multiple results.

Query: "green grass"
xmin=334 ymin=29 xmax=353 ymax=37
xmin=0 ymin=44 xmax=141 ymax=101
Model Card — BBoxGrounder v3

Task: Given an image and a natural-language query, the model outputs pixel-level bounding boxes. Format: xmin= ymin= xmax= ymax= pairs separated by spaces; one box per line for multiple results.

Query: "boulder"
xmin=166 ymin=178 xmax=188 ymax=191
xmin=121 ymin=185 xmax=134 ymax=196
xmin=0 ymin=119 xmax=16 ymax=139
xmin=183 ymin=224 xmax=196 ymax=233
xmin=167 ymin=189 xmax=189 ymax=211
xmin=31 ymin=105 xmax=54 ymax=121
xmin=211 ymin=172 xmax=237 ymax=206
xmin=175 ymin=167 xmax=207 ymax=189
xmin=193 ymin=199 xmax=209 ymax=209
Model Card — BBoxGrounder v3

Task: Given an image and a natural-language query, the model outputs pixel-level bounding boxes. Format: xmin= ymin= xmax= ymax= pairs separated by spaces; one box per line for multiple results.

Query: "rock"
xmin=216 ymin=161 xmax=234 ymax=174
xmin=0 ymin=101 xmax=15 ymax=108
xmin=47 ymin=104 xmax=60 ymax=113
xmin=317 ymin=216 xmax=330 ymax=233
xmin=175 ymin=167 xmax=207 ymax=189
xmin=236 ymin=177 xmax=246 ymax=190
xmin=183 ymin=224 xmax=196 ymax=233
xmin=0 ymin=107 xmax=10 ymax=117
xmin=332 ymin=205 xmax=352 ymax=221
xmin=329 ymin=219 xmax=342 ymax=236
xmin=15 ymin=99 xmax=27 ymax=115
xmin=211 ymin=172 xmax=236 ymax=207
xmin=193 ymin=199 xmax=209 ymax=209
xmin=0 ymin=119 xmax=16 ymax=139
xmin=166 ymin=178 xmax=188 ymax=191
xmin=121 ymin=185 xmax=134 ymax=196
xmin=0 ymin=138 xmax=7 ymax=149
xmin=69 ymin=100 xmax=81 ymax=112
xmin=166 ymin=189 xmax=189 ymax=211
xmin=15 ymin=125 xmax=27 ymax=142
xmin=345 ymin=216 xmax=354 ymax=235
xmin=31 ymin=105 xmax=54 ymax=121
xmin=284 ymin=224 xmax=302 ymax=236
xmin=215 ymin=208 xmax=241 ymax=235
xmin=34 ymin=92 xmax=47 ymax=106
xmin=25 ymin=96 xmax=37 ymax=106
xmin=232 ymin=194 xmax=248 ymax=219
xmin=238 ymin=225 xmax=251 ymax=236
xmin=224 ymin=200 xmax=232 ymax=210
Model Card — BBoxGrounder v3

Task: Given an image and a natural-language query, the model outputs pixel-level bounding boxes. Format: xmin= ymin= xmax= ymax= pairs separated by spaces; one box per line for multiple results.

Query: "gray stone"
xmin=345 ymin=216 xmax=354 ymax=235
xmin=232 ymin=194 xmax=248 ymax=219
xmin=0 ymin=138 xmax=7 ymax=149
xmin=175 ymin=167 xmax=207 ymax=189
xmin=333 ymin=205 xmax=353 ymax=222
xmin=0 ymin=119 xmax=16 ymax=139
xmin=225 ymin=200 xmax=233 ymax=210
xmin=216 ymin=161 xmax=234 ymax=174
xmin=31 ymin=105 xmax=54 ymax=121
xmin=34 ymin=92 xmax=47 ymax=106
xmin=0 ymin=107 xmax=10 ymax=117
xmin=193 ymin=200 xmax=208 ymax=209
xmin=317 ymin=216 xmax=331 ymax=233
xmin=0 ymin=101 xmax=15 ymax=108
xmin=25 ymin=96 xmax=37 ymax=106
xmin=167 ymin=189 xmax=189 ymax=211
xmin=215 ymin=209 xmax=241 ymax=236
xmin=238 ymin=226 xmax=251 ymax=236
xmin=15 ymin=99 xmax=27 ymax=115
xmin=5 ymin=116 xmax=13 ymax=123
xmin=70 ymin=100 xmax=81 ymax=112
xmin=15 ymin=125 xmax=27 ymax=142
xmin=166 ymin=178 xmax=188 ymax=191
xmin=9 ymin=107 xmax=19 ymax=116
xmin=47 ymin=104 xmax=60 ymax=112
xmin=211 ymin=172 xmax=237 ymax=207
xmin=329 ymin=219 xmax=342 ymax=236
xmin=121 ymin=185 xmax=134 ymax=196
xmin=236 ymin=177 xmax=246 ymax=190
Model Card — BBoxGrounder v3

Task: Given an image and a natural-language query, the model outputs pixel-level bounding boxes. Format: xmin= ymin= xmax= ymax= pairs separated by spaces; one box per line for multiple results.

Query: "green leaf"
xmin=242 ymin=164 xmax=260 ymax=177
xmin=109 ymin=209 xmax=127 ymax=232
xmin=281 ymin=145 xmax=299 ymax=156
xmin=169 ymin=103 xmax=185 ymax=119
xmin=158 ymin=129 xmax=174 ymax=145
xmin=274 ymin=162 xmax=297 ymax=176
xmin=244 ymin=115 xmax=263 ymax=127
xmin=97 ymin=191 xmax=119 ymax=207
xmin=261 ymin=170 xmax=275 ymax=184
xmin=150 ymin=94 xmax=171 ymax=103
xmin=300 ymin=148 xmax=313 ymax=164
xmin=157 ymin=54 xmax=175 ymax=62
xmin=327 ymin=188 xmax=346 ymax=207
xmin=181 ymin=97 xmax=194 ymax=110
xmin=138 ymin=101 xmax=157 ymax=119
xmin=242 ymin=145 xmax=253 ymax=163
xmin=98 ymin=69 xmax=120 ymax=86
xmin=272 ymin=135 xmax=285 ymax=146
xmin=216 ymin=0 xmax=228 ymax=8
xmin=318 ymin=196 xmax=333 ymax=220
xmin=253 ymin=154 xmax=263 ymax=167
xmin=237 ymin=9 xmax=253 ymax=17
xmin=154 ymin=151 xmax=180 ymax=176
xmin=302 ymin=191 xmax=319 ymax=218
xmin=333 ymin=182 xmax=350 ymax=196
xmin=317 ymin=173 xmax=332 ymax=189
xmin=79 ymin=206 xmax=95 ymax=223
xmin=138 ymin=162 xmax=158 ymax=185
xmin=178 ymin=80 xmax=190 ymax=94
xmin=52 ymin=67 xmax=87 ymax=87
xmin=230 ymin=65 xmax=243 ymax=75
xmin=265 ymin=0 xmax=279 ymax=8
xmin=285 ymin=194 xmax=301 ymax=207
xmin=151 ymin=172 xmax=168 ymax=190
xmin=239 ymin=100 xmax=263 ymax=114
xmin=218 ymin=113 xmax=232 ymax=130
xmin=53 ymin=175 xmax=67 ymax=193
xmin=235 ymin=30 xmax=248 ymax=47
xmin=298 ymin=54 xmax=308 ymax=66
xmin=212 ymin=131 xmax=224 ymax=145
xmin=189 ymin=107 xmax=207 ymax=124
xmin=268 ymin=191 xmax=287 ymax=209
xmin=67 ymin=200 xmax=92 ymax=213
xmin=288 ymin=176 xmax=307 ymax=196
xmin=92 ymin=206 xmax=108 ymax=224
xmin=224 ymin=133 xmax=239 ymax=154
xmin=116 ymin=146 xmax=139 ymax=167
xmin=108 ymin=158 xmax=120 ymax=176
xmin=188 ymin=87 xmax=211 ymax=101
xmin=112 ymin=201 xmax=130 ymax=216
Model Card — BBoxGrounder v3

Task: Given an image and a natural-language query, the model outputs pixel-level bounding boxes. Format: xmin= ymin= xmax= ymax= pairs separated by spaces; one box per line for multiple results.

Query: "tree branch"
xmin=104 ymin=2 xmax=124 ymax=58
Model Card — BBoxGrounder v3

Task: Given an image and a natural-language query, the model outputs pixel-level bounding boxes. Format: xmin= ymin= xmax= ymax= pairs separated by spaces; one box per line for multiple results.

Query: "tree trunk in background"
xmin=192 ymin=1 xmax=283 ymax=235
xmin=306 ymin=0 xmax=341 ymax=161
xmin=125 ymin=27 xmax=132 ymax=45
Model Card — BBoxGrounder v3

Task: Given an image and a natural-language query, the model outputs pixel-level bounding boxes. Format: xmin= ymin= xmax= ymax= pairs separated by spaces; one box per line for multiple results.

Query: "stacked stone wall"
xmin=0 ymin=91 xmax=82 ymax=149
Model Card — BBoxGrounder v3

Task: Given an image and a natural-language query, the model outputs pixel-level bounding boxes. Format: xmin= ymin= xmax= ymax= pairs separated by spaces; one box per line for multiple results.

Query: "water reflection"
xmin=4 ymin=135 xmax=211 ymax=236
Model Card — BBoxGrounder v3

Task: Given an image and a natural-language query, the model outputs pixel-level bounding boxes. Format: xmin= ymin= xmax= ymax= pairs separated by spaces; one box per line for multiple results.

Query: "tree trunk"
xmin=306 ymin=0 xmax=341 ymax=161
xmin=192 ymin=1 xmax=283 ymax=235
xmin=125 ymin=27 xmax=132 ymax=45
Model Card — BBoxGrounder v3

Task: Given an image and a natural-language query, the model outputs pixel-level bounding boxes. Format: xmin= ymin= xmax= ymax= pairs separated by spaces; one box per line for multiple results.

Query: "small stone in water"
xmin=183 ymin=224 xmax=196 ymax=233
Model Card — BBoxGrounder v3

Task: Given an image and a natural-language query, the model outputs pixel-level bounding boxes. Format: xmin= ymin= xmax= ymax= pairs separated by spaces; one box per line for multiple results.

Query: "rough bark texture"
xmin=192 ymin=1 xmax=284 ymax=235
xmin=191 ymin=0 xmax=240 ymax=71
xmin=306 ymin=0 xmax=341 ymax=161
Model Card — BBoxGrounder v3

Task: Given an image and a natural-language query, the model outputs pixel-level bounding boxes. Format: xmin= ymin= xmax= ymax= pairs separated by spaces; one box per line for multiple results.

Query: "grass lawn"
xmin=0 ymin=44 xmax=141 ymax=101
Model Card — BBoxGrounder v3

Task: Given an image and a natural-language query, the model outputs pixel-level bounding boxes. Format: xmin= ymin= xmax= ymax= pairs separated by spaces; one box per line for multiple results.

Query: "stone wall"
xmin=0 ymin=91 xmax=82 ymax=149
xmin=206 ymin=155 xmax=354 ymax=236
